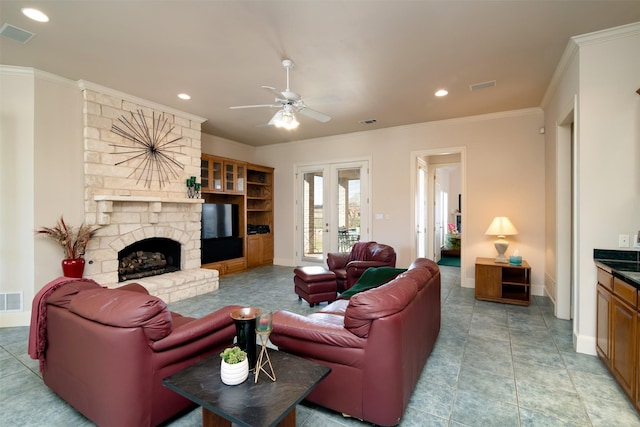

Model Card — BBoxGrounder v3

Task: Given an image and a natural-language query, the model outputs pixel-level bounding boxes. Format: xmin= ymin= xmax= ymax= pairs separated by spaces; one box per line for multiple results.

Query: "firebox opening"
xmin=118 ymin=237 xmax=181 ymax=282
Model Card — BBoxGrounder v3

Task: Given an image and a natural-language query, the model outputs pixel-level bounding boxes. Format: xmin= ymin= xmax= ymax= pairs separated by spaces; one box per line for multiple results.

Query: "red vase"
xmin=62 ymin=258 xmax=85 ymax=278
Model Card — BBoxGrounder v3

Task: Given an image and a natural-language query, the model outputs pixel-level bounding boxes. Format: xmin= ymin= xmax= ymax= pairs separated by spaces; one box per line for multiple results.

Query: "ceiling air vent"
xmin=470 ymin=80 xmax=496 ymax=91
xmin=0 ymin=23 xmax=35 ymax=43
xmin=359 ymin=119 xmax=378 ymax=125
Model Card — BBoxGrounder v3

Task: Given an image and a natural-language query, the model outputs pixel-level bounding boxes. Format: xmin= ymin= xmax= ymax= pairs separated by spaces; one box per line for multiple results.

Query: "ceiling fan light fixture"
xmin=274 ymin=111 xmax=299 ymax=130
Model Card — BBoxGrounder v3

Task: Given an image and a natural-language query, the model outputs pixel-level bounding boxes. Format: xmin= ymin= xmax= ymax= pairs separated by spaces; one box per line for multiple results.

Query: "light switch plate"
xmin=634 ymin=235 xmax=640 ymax=248
xmin=619 ymin=234 xmax=630 ymax=247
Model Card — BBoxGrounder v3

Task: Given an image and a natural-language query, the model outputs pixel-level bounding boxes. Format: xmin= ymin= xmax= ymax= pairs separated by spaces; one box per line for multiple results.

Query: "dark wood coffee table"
xmin=163 ymin=348 xmax=330 ymax=427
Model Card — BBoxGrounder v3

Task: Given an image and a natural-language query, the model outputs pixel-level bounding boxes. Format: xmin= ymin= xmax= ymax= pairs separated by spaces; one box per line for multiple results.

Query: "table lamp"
xmin=485 ymin=216 xmax=518 ymax=263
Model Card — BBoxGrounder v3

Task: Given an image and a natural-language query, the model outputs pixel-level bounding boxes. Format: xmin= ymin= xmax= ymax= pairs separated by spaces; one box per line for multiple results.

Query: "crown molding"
xmin=78 ymin=79 xmax=207 ymax=124
xmin=541 ymin=21 xmax=640 ymax=109
xmin=0 ymin=65 xmax=78 ymax=88
xmin=572 ymin=21 xmax=640 ymax=47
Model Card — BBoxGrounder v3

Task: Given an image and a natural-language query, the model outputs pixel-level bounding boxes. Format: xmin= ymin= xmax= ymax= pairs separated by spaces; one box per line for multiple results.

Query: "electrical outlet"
xmin=634 ymin=235 xmax=640 ymax=248
xmin=619 ymin=234 xmax=630 ymax=247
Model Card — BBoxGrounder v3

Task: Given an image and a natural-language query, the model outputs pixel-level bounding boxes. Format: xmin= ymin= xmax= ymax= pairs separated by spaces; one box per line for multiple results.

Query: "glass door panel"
xmin=336 ymin=168 xmax=361 ymax=253
xmin=301 ymin=170 xmax=325 ymax=261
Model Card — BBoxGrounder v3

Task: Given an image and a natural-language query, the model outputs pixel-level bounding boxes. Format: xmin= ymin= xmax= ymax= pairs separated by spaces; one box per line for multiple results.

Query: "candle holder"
xmin=230 ymin=307 xmax=262 ymax=371
xmin=254 ymin=311 xmax=276 ymax=383
xmin=186 ymin=176 xmax=200 ymax=199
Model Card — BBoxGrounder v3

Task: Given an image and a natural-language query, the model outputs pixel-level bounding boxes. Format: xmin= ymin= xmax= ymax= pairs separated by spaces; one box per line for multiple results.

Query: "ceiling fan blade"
xmin=267 ymin=110 xmax=284 ymax=126
xmin=229 ymin=104 xmax=278 ymax=109
xmin=261 ymin=86 xmax=286 ymax=100
xmin=302 ymin=95 xmax=341 ymax=105
xmin=297 ymin=107 xmax=331 ymax=123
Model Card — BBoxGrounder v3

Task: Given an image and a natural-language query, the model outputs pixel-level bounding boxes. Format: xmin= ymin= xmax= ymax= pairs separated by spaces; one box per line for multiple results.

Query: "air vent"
xmin=359 ymin=119 xmax=378 ymax=125
xmin=470 ymin=80 xmax=496 ymax=91
xmin=0 ymin=23 xmax=35 ymax=43
xmin=0 ymin=292 xmax=23 ymax=312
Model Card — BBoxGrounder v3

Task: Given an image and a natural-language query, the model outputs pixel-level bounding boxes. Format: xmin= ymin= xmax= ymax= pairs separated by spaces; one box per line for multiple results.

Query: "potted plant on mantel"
xmin=36 ymin=216 xmax=99 ymax=278
xmin=219 ymin=346 xmax=248 ymax=385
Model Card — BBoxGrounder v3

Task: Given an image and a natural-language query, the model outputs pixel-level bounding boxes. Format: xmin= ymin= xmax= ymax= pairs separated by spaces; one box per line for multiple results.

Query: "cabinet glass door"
xmin=212 ymin=160 xmax=223 ymax=191
xmin=225 ymin=163 xmax=235 ymax=192
xmin=236 ymin=165 xmax=245 ymax=192
xmin=201 ymin=158 xmax=210 ymax=190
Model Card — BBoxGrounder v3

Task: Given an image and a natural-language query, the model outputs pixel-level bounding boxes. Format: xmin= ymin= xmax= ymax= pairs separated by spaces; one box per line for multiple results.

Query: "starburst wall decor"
xmin=110 ymin=109 xmax=184 ymax=188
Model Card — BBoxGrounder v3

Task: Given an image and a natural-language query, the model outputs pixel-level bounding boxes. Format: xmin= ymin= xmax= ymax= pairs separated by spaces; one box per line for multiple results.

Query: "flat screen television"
xmin=201 ymin=203 xmax=239 ymax=239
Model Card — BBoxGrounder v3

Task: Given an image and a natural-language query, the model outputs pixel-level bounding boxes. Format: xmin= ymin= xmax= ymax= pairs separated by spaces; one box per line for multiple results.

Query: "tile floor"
xmin=1 ymin=265 xmax=640 ymax=426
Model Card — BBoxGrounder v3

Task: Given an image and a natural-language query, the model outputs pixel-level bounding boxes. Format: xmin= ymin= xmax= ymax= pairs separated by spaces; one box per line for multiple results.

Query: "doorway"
xmin=411 ymin=148 xmax=465 ymax=281
xmin=556 ymin=102 xmax=577 ymax=321
xmin=295 ymin=160 xmax=370 ymax=265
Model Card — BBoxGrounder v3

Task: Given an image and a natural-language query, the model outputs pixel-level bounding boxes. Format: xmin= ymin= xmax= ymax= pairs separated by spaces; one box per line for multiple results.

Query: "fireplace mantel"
xmin=93 ymin=195 xmax=203 ymax=225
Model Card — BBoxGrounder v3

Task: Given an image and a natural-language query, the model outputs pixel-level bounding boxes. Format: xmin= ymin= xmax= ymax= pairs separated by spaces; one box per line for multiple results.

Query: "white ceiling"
xmin=2 ymin=1 xmax=640 ymax=147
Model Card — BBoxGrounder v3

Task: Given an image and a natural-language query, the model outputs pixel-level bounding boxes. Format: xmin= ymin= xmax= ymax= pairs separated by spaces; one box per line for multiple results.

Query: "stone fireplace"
xmin=79 ymin=82 xmax=218 ymax=303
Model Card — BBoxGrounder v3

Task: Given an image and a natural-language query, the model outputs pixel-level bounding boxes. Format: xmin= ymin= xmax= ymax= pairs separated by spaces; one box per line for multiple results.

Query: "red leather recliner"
xmin=271 ymin=258 xmax=441 ymax=426
xmin=327 ymin=241 xmax=397 ymax=291
xmin=31 ymin=279 xmax=241 ymax=427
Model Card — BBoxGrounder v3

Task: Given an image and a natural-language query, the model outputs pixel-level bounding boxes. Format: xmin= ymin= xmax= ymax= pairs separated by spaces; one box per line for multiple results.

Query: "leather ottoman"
xmin=294 ymin=266 xmax=337 ymax=307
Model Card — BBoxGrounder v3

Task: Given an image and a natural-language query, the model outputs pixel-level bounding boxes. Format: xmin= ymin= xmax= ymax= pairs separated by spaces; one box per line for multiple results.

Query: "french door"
xmin=296 ymin=161 xmax=369 ymax=265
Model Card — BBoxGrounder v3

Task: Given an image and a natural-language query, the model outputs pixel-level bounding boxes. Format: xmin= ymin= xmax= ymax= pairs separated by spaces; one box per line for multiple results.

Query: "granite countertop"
xmin=594 ymin=249 xmax=640 ymax=288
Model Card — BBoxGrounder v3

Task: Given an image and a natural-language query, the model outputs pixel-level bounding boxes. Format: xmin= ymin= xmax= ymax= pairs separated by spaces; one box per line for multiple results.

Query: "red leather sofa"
xmin=29 ymin=279 xmax=241 ymax=427
xmin=270 ymin=258 xmax=441 ymax=426
xmin=327 ymin=241 xmax=397 ymax=291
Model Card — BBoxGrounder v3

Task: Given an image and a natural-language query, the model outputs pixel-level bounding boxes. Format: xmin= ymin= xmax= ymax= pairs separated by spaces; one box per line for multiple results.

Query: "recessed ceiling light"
xmin=435 ymin=89 xmax=448 ymax=97
xmin=21 ymin=8 xmax=49 ymax=23
xmin=178 ymin=93 xmax=191 ymax=100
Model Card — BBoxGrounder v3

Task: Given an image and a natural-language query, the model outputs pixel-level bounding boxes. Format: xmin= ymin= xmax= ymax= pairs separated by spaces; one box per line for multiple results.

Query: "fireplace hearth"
xmin=118 ymin=238 xmax=181 ymax=282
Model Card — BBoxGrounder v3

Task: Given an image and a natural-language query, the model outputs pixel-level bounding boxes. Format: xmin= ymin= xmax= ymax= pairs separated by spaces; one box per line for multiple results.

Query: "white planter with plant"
xmin=220 ymin=346 xmax=248 ymax=385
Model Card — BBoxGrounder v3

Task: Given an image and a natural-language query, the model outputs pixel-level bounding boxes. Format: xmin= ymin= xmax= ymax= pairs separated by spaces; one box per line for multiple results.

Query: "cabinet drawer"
xmin=598 ymin=268 xmax=613 ymax=290
xmin=614 ymin=278 xmax=637 ymax=308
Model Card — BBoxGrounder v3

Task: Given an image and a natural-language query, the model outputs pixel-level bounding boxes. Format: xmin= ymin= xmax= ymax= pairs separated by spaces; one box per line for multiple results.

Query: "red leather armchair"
xmin=327 ymin=241 xmax=397 ymax=291
xmin=32 ymin=279 xmax=241 ymax=427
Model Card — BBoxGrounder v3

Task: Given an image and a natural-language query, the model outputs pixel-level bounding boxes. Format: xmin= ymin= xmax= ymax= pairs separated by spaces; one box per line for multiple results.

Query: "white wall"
xmin=0 ymin=67 xmax=82 ymax=326
xmin=202 ymin=133 xmax=257 ymax=163
xmin=543 ymin=23 xmax=640 ymax=354
xmin=576 ymin=25 xmax=640 ymax=354
xmin=252 ymin=109 xmax=545 ymax=290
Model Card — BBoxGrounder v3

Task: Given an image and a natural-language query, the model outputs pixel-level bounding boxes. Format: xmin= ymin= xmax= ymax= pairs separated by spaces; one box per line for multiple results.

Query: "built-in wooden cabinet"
xmin=200 ymin=156 xmax=274 ymax=276
xmin=596 ymin=267 xmax=639 ymax=413
xmin=201 ymin=154 xmax=245 ymax=194
xmin=245 ymin=164 xmax=274 ymax=268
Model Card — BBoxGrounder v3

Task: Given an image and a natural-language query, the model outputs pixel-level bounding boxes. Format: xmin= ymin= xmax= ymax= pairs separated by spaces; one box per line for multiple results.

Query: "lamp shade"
xmin=485 ymin=216 xmax=518 ymax=237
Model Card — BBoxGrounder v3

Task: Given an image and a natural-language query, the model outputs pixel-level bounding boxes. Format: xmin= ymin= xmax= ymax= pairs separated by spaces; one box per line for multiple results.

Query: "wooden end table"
xmin=475 ymin=257 xmax=532 ymax=306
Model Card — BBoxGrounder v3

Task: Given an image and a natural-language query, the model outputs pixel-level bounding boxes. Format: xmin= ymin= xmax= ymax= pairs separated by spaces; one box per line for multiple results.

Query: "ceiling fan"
xmin=230 ymin=59 xmax=337 ymax=130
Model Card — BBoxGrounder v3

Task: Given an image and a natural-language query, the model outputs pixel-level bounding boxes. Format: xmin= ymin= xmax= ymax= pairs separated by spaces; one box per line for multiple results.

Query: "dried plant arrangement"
xmin=36 ymin=216 xmax=99 ymax=259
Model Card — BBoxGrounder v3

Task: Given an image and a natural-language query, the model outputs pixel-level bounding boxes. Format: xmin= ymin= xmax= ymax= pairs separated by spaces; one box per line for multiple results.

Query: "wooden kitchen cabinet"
xmin=611 ymin=278 xmax=637 ymax=398
xmin=597 ymin=284 xmax=612 ymax=367
xmin=475 ymin=257 xmax=531 ymax=306
xmin=596 ymin=266 xmax=639 ymax=411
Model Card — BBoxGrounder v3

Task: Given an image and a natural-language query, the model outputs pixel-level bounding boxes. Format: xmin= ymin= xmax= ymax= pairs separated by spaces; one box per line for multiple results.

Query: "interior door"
xmin=433 ymin=168 xmax=447 ymax=261
xmin=297 ymin=161 xmax=369 ymax=265
xmin=416 ymin=160 xmax=428 ymax=258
